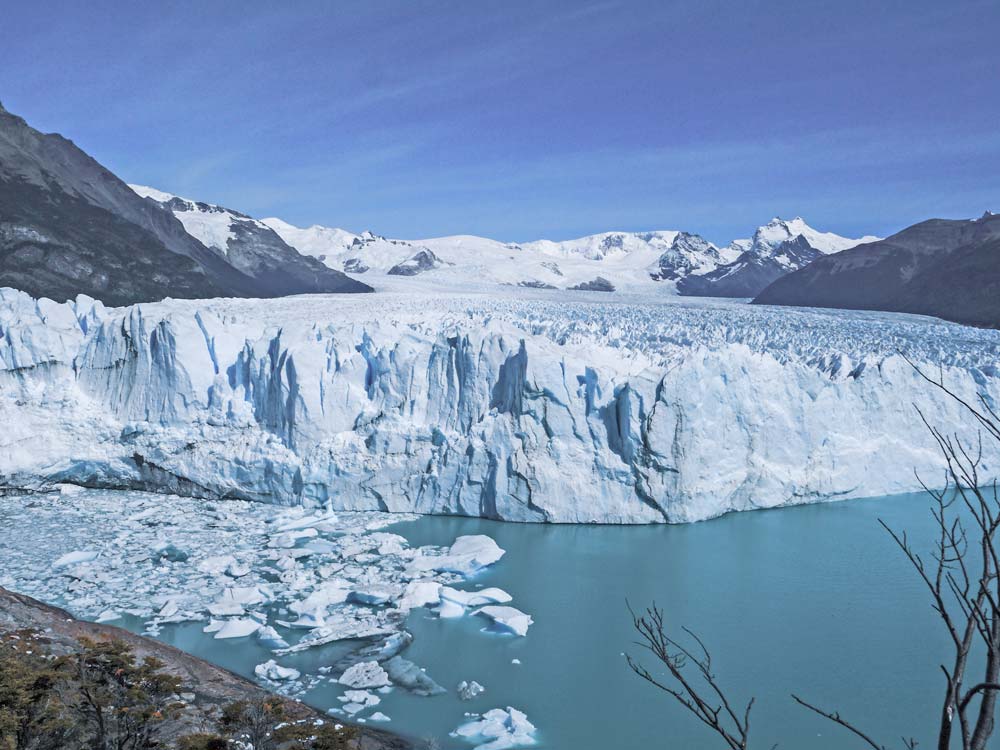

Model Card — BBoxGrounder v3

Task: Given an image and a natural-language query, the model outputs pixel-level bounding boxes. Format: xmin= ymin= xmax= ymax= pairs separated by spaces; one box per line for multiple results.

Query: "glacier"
xmin=1 ymin=285 xmax=999 ymax=524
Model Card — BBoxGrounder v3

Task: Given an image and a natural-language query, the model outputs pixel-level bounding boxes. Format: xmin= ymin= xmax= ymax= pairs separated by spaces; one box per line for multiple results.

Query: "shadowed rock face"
xmin=0 ymin=102 xmax=371 ymax=305
xmin=678 ymin=235 xmax=819 ymax=298
xmin=387 ymin=248 xmax=445 ymax=276
xmin=754 ymin=214 xmax=1000 ymax=327
xmin=568 ymin=276 xmax=615 ymax=292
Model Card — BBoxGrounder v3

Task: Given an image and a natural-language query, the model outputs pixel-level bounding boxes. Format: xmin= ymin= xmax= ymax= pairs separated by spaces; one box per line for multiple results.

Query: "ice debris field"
xmin=2 ymin=286 xmax=1000 ymax=524
xmin=0 ymin=487 xmax=536 ymax=749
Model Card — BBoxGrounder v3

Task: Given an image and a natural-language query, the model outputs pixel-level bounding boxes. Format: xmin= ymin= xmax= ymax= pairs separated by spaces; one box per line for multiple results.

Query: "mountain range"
xmin=135 ymin=185 xmax=877 ymax=299
xmin=1 ymin=101 xmax=994 ymax=329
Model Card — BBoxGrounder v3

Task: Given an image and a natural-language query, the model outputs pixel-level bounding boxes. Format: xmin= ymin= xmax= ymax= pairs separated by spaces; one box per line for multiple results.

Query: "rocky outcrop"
xmin=0 ymin=586 xmax=414 ymax=749
xmin=0 ymin=103 xmax=370 ymax=305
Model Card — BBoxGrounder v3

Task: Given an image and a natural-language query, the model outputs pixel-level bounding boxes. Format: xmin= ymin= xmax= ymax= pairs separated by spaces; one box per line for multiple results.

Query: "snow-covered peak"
xmin=129 ymin=183 xmax=248 ymax=254
xmin=731 ymin=216 xmax=879 ymax=258
xmin=261 ymin=218 xmax=360 ymax=260
xmin=129 ymin=183 xmax=180 ymax=204
xmin=521 ymin=230 xmax=683 ymax=261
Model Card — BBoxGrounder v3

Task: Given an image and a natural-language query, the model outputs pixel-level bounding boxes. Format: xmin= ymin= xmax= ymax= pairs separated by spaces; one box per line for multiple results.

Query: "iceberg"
xmin=338 ymin=660 xmax=391 ymax=689
xmin=453 ymin=707 xmax=537 ymax=750
xmin=255 ymin=659 xmax=301 ymax=682
xmin=2 ymin=287 xmax=999 ymax=523
xmin=383 ymin=656 xmax=446 ymax=696
xmin=475 ymin=606 xmax=533 ymax=637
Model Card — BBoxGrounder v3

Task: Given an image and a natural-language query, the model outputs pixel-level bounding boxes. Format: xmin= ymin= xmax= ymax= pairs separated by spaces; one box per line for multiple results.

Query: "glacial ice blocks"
xmin=2 ymin=287 xmax=1000 ymax=522
xmin=0 ymin=489 xmax=530 ymax=729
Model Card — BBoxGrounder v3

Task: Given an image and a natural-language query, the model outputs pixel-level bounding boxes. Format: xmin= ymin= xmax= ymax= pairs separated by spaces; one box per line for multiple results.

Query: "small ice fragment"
xmin=255 ymin=659 xmax=301 ymax=681
xmin=53 ymin=550 xmax=99 ymax=568
xmin=257 ymin=625 xmax=290 ymax=650
xmin=369 ymin=712 xmax=391 ymax=722
xmin=458 ymin=680 xmax=486 ymax=701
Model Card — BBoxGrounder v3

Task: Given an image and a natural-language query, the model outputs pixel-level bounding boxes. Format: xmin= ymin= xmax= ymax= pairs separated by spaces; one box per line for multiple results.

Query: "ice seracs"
xmin=1 ymin=287 xmax=998 ymax=524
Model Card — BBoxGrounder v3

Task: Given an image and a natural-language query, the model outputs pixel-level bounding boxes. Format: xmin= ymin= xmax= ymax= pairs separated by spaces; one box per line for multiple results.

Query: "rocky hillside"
xmin=754 ymin=212 xmax=1000 ymax=327
xmin=0 ymin=586 xmax=413 ymax=750
xmin=0 ymin=102 xmax=370 ymax=306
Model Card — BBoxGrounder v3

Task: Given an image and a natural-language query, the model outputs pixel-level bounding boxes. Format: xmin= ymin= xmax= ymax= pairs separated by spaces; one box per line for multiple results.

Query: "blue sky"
xmin=2 ymin=0 xmax=998 ymax=244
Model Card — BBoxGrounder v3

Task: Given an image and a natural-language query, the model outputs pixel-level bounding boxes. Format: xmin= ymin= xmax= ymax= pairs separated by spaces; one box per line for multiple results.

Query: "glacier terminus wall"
xmin=1 ymin=287 xmax=999 ymax=523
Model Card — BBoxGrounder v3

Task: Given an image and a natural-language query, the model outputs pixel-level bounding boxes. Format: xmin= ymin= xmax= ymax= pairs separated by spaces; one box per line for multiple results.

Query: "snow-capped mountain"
xmin=740 ymin=216 xmax=879 ymax=259
xmin=257 ymin=210 xmax=877 ymax=296
xmin=677 ymin=217 xmax=879 ymax=297
xmin=1 ymin=286 xmax=997 ymax=523
xmin=130 ymin=185 xmax=371 ymax=297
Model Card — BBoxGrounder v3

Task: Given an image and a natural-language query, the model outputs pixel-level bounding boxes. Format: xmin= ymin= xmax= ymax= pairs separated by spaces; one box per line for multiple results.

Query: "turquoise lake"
xmin=140 ymin=492 xmax=953 ymax=749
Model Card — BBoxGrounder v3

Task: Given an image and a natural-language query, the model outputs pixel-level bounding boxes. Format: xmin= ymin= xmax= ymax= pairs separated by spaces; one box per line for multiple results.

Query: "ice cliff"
xmin=2 ymin=286 xmax=999 ymax=523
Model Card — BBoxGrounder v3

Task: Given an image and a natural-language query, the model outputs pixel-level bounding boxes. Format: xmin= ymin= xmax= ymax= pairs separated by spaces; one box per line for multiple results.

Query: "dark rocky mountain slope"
xmin=753 ymin=213 xmax=1000 ymax=327
xmin=0 ymin=102 xmax=370 ymax=305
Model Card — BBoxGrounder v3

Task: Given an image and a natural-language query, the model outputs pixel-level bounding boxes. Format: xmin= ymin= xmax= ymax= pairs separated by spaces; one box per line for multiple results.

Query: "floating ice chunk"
xmin=269 ymin=528 xmax=319 ymax=549
xmin=274 ymin=510 xmax=339 ymax=533
xmin=410 ymin=535 xmax=505 ymax=577
xmin=369 ymin=712 xmax=391 ymax=722
xmin=55 ymin=483 xmax=84 ymax=496
xmin=276 ymin=615 xmax=396 ymax=653
xmin=439 ymin=599 xmax=466 ymax=618
xmin=213 ymin=618 xmax=261 ymax=639
xmin=278 ymin=608 xmax=326 ymax=629
xmin=476 ymin=606 xmax=533 ymax=637
xmin=339 ymin=689 xmax=380 ymax=707
xmin=511 ymin=659 xmax=521 ymax=665
xmin=384 ymin=656 xmax=446 ymax=696
xmin=53 ymin=550 xmax=100 ymax=568
xmin=453 ymin=707 xmax=537 ymax=749
xmin=157 ymin=599 xmax=180 ymax=618
xmin=197 ymin=555 xmax=237 ymax=574
xmin=338 ymin=661 xmax=390 ymax=689
xmin=441 ymin=586 xmax=513 ymax=608
xmin=458 ymin=680 xmax=486 ymax=701
xmin=96 ymin=609 xmax=121 ymax=623
xmin=154 ymin=543 xmax=189 ymax=563
xmin=289 ymin=581 xmax=351 ymax=615
xmin=203 ymin=619 xmax=225 ymax=633
xmin=255 ymin=659 xmax=301 ymax=681
xmin=256 ymin=626 xmax=290 ymax=650
xmin=207 ymin=601 xmax=245 ymax=617
xmin=226 ymin=560 xmax=251 ymax=578
xmin=399 ymin=580 xmax=441 ymax=612
xmin=348 ymin=585 xmax=395 ymax=606
xmin=332 ymin=631 xmax=413 ymax=674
